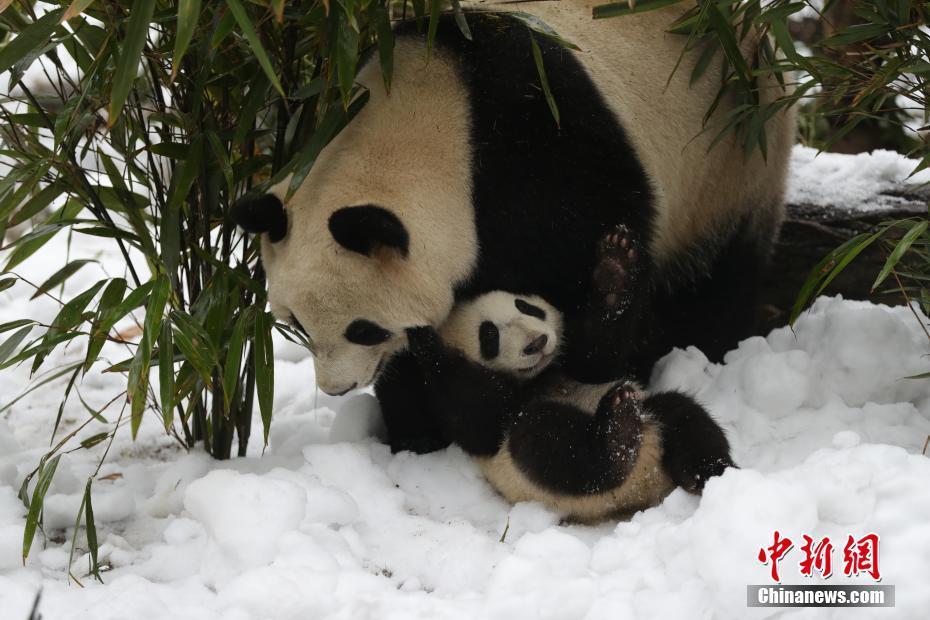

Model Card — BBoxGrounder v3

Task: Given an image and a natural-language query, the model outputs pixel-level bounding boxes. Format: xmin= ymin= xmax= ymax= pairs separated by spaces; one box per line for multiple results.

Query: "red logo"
xmin=758 ymin=532 xmax=881 ymax=582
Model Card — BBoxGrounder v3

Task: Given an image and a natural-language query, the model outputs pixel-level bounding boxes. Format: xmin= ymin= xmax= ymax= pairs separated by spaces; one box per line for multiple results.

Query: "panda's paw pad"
xmin=594 ymin=225 xmax=638 ymax=307
xmin=599 ymin=382 xmax=642 ymax=419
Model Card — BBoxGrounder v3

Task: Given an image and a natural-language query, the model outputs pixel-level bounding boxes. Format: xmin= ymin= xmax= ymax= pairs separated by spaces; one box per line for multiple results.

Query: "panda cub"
xmin=406 ymin=292 xmax=734 ymax=522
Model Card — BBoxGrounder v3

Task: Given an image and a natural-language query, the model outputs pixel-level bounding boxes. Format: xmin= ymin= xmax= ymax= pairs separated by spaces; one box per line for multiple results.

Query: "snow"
xmin=787 ymin=146 xmax=930 ymax=211
xmin=0 ymin=147 xmax=929 ymax=619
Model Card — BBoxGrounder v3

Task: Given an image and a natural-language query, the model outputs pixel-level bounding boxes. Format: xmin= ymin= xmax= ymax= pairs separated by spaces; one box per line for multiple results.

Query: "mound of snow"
xmin=787 ymin=146 xmax=930 ymax=211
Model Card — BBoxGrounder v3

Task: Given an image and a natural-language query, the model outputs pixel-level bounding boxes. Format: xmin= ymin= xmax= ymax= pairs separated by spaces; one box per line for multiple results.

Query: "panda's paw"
xmin=596 ymin=381 xmax=643 ymax=421
xmin=405 ymin=326 xmax=443 ymax=359
xmin=668 ymin=451 xmax=736 ymax=495
xmin=594 ymin=225 xmax=638 ymax=309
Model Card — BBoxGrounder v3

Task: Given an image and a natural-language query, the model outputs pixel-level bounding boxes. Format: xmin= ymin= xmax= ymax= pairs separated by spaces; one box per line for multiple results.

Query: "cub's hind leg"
xmin=644 ymin=391 xmax=735 ymax=493
xmin=506 ymin=382 xmax=646 ymax=496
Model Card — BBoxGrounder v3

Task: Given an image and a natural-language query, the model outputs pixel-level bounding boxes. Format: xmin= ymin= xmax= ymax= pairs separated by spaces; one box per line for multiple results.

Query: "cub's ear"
xmin=230 ymin=193 xmax=288 ymax=243
xmin=328 ymin=205 xmax=409 ymax=259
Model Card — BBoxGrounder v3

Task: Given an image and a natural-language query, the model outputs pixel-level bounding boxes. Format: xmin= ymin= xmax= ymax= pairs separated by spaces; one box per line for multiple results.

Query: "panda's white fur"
xmin=254 ymin=1 xmax=793 ymax=394
xmin=439 ymin=292 xmax=674 ymax=522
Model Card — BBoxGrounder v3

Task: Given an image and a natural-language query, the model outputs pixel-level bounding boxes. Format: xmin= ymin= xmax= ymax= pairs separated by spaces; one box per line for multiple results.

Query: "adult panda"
xmin=231 ymin=3 xmax=793 ymax=453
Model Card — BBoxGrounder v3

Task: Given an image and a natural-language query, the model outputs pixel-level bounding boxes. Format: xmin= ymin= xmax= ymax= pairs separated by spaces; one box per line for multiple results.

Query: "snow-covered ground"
xmin=0 ymin=146 xmax=929 ymax=619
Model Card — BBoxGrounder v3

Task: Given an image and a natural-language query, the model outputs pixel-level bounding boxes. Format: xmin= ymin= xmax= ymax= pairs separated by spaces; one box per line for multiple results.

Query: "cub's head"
xmin=439 ymin=292 xmax=562 ymax=379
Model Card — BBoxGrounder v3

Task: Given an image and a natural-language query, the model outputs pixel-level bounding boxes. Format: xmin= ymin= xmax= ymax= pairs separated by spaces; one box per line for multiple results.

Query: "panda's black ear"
xmin=230 ymin=193 xmax=288 ymax=243
xmin=328 ymin=205 xmax=409 ymax=259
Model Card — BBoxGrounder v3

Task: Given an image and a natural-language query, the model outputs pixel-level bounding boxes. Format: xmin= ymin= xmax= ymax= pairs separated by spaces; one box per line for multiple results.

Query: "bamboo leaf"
xmin=22 ymin=455 xmax=61 ymax=562
xmin=223 ymin=309 xmax=250 ymax=412
xmin=509 ymin=12 xmax=580 ymax=51
xmin=30 ymin=260 xmax=94 ymax=300
xmin=529 ymin=33 xmax=559 ymax=128
xmin=0 ymin=325 xmax=34 ymax=366
xmin=226 ymin=0 xmax=286 ymax=97
xmin=171 ymin=0 xmax=202 ymax=81
xmin=253 ymin=310 xmax=274 ymax=444
xmin=592 ymin=0 xmax=683 ymax=19
xmin=374 ymin=5 xmax=394 ymax=93
xmin=0 ymin=10 xmax=64 ymax=76
xmin=158 ymin=320 xmax=174 ymax=428
xmin=109 ymin=0 xmax=156 ymax=125
xmin=427 ymin=0 xmax=441 ymax=57
xmin=872 ymin=221 xmax=928 ymax=290
xmin=336 ymin=7 xmax=359 ymax=108
xmin=84 ymin=479 xmax=101 ymax=580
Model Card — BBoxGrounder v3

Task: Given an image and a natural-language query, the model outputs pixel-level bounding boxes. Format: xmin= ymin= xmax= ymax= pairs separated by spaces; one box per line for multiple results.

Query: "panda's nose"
xmin=523 ymin=334 xmax=548 ymax=356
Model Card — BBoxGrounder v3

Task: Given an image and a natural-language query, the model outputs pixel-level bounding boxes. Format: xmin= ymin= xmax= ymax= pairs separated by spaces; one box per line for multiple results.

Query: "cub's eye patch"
xmin=514 ymin=298 xmax=546 ymax=320
xmin=479 ymin=321 xmax=500 ymax=360
xmin=345 ymin=319 xmax=392 ymax=346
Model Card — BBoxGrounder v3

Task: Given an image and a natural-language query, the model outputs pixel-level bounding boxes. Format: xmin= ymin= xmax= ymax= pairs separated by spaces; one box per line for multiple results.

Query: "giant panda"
xmin=231 ymin=3 xmax=793 ymax=453
xmin=405 ymin=285 xmax=733 ymax=522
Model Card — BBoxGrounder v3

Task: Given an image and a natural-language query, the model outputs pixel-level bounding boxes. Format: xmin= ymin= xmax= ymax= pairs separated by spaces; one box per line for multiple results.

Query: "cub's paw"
xmin=593 ymin=224 xmax=639 ymax=309
xmin=595 ymin=382 xmax=646 ymax=468
xmin=665 ymin=448 xmax=736 ymax=495
xmin=404 ymin=326 xmax=442 ymax=359
xmin=596 ymin=381 xmax=644 ymax=422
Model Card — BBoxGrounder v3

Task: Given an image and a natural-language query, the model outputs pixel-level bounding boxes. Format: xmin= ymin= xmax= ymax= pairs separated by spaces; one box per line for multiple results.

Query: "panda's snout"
xmin=523 ymin=334 xmax=548 ymax=356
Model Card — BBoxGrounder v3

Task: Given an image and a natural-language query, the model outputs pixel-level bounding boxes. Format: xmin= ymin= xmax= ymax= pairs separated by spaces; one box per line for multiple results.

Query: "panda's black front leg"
xmin=643 ymin=391 xmax=735 ymax=493
xmin=375 ymin=351 xmax=450 ymax=454
xmin=405 ymin=327 xmax=519 ymax=457
xmin=506 ymin=382 xmax=646 ymax=496
xmin=566 ymin=225 xmax=653 ymax=382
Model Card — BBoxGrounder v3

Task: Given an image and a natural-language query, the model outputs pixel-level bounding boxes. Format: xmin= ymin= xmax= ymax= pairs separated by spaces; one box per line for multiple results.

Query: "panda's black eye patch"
xmin=479 ymin=321 xmax=500 ymax=360
xmin=514 ymin=298 xmax=546 ymax=320
xmin=345 ymin=319 xmax=392 ymax=346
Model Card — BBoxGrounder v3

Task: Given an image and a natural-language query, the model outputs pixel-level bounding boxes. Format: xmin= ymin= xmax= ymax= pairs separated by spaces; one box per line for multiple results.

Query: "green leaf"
xmin=158 ymin=320 xmax=174 ymax=428
xmin=9 ymin=181 xmax=65 ymax=228
xmin=0 ymin=278 xmax=16 ymax=293
xmin=509 ymin=12 xmax=580 ymax=51
xmin=872 ymin=220 xmax=928 ymax=290
xmin=30 ymin=260 xmax=94 ymax=300
xmin=128 ymin=276 xmax=170 ymax=437
xmin=172 ymin=0 xmax=202 ymax=81
xmin=336 ymin=7 xmax=359 ymax=108
xmin=790 ymin=227 xmax=890 ymax=324
xmin=592 ymin=0 xmax=683 ymax=19
xmin=0 ymin=9 xmax=64 ymax=76
xmin=79 ymin=432 xmax=110 ymax=449
xmin=223 ymin=309 xmax=250 ymax=412
xmin=253 ymin=310 xmax=274 ymax=444
xmin=283 ymin=89 xmax=369 ymax=198
xmin=109 ymin=0 xmax=156 ymax=125
xmin=226 ymin=0 xmax=285 ymax=97
xmin=84 ymin=479 xmax=101 ymax=580
xmin=427 ymin=0 xmax=441 ymax=57
xmin=0 ymin=325 xmax=34 ymax=366
xmin=529 ymin=33 xmax=559 ymax=128
xmin=171 ymin=310 xmax=219 ymax=385
xmin=22 ymin=455 xmax=61 ymax=562
xmin=374 ymin=5 xmax=394 ymax=93
xmin=83 ymin=277 xmax=130 ymax=372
